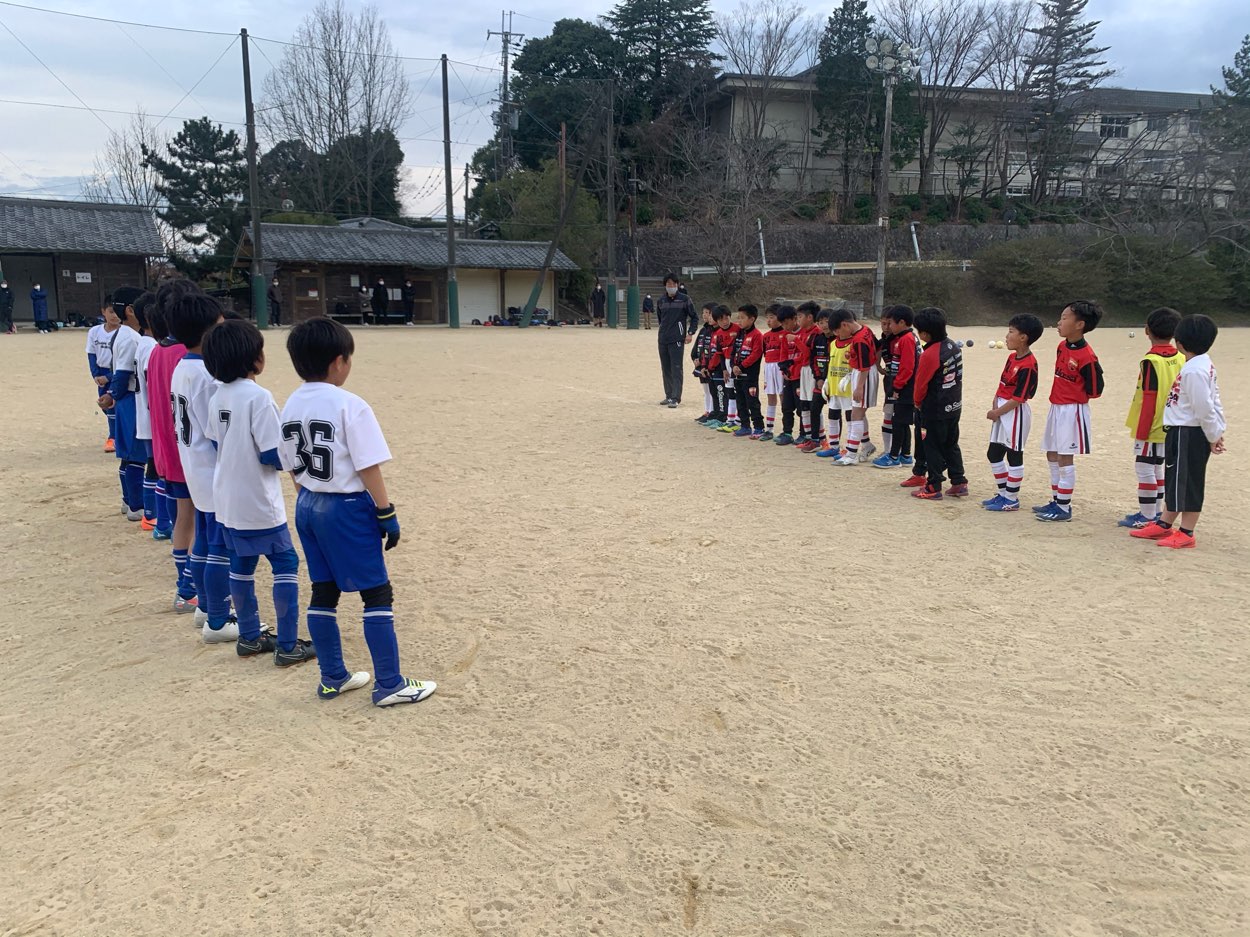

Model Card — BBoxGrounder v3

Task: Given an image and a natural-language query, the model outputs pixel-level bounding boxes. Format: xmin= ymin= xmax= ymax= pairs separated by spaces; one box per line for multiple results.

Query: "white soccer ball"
xmin=1129 ymin=331 xmax=1136 ymax=338
xmin=956 ymin=340 xmax=964 ymax=348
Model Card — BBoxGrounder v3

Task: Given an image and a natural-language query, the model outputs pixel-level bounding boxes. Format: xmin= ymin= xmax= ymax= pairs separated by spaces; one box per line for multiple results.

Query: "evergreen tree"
xmin=1023 ymin=0 xmax=1113 ymax=203
xmin=142 ymin=118 xmax=247 ymax=278
xmin=1209 ymin=33 xmax=1250 ymax=306
xmin=605 ymin=0 xmax=719 ymax=115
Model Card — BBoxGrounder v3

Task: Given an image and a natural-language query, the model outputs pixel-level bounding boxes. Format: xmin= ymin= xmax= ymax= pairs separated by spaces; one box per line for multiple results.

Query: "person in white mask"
xmin=655 ymin=272 xmax=697 ymax=408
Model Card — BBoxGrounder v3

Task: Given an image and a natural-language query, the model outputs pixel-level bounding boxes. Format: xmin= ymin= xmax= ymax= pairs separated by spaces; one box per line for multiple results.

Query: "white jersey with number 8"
xmin=279 ymin=382 xmax=392 ymax=495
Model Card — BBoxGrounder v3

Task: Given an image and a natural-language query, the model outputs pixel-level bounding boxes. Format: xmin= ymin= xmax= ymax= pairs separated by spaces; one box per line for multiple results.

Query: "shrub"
xmin=901 ymin=193 xmax=923 ymax=212
xmin=924 ymin=198 xmax=951 ymax=224
xmin=794 ymin=203 xmax=820 ymax=221
xmin=1101 ymin=238 xmax=1231 ymax=311
xmin=974 ymin=237 xmax=1104 ymax=307
xmin=963 ymin=198 xmax=990 ymax=225
xmin=884 ymin=265 xmax=962 ymax=310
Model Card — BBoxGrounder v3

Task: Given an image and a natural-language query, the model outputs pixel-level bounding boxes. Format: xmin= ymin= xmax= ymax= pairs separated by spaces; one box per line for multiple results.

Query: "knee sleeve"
xmin=310 ymin=581 xmax=342 ymax=608
xmin=360 ymin=582 xmax=393 ymax=608
xmin=987 ymin=442 xmax=1008 ymax=462
xmin=269 ymin=548 xmax=300 ymax=577
xmin=144 ymin=459 xmax=158 ymax=481
xmin=1006 ymin=449 xmax=1024 ymax=467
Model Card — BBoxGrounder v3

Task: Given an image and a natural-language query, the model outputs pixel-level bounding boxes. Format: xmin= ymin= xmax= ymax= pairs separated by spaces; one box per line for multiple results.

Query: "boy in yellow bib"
xmin=817 ymin=317 xmax=854 ymax=457
xmin=1120 ymin=307 xmax=1183 ymax=528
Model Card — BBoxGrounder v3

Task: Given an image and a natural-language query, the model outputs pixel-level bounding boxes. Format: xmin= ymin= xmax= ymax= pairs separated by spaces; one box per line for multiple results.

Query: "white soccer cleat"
xmin=126 ymin=509 xmax=143 ymax=522
xmin=194 ymin=608 xmax=208 ymax=627
xmin=833 ymin=454 xmax=858 ymax=466
xmin=372 ymin=678 xmax=437 ymax=707
xmin=857 ymin=441 xmax=878 ymax=463
xmin=202 ymin=618 xmax=240 ymax=644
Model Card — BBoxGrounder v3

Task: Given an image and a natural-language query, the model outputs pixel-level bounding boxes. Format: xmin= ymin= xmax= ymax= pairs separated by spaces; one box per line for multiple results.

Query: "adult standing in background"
xmin=371 ymin=277 xmax=389 ymax=325
xmin=401 ymin=279 xmax=416 ymax=326
xmin=31 ymin=283 xmax=51 ymax=333
xmin=267 ymin=277 xmax=283 ymax=326
xmin=656 ymin=272 xmax=697 ymax=408
xmin=590 ymin=279 xmax=607 ymax=327
xmin=642 ymin=293 xmax=654 ymax=330
xmin=0 ymin=279 xmax=14 ymax=334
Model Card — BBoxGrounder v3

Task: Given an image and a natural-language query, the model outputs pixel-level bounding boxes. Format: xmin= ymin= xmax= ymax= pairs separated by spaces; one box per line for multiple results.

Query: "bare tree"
xmin=716 ymin=0 xmax=820 ymax=144
xmin=980 ymin=0 xmax=1039 ymax=198
xmin=81 ymin=109 xmax=180 ymax=258
xmin=875 ymin=0 xmax=995 ymax=196
xmin=259 ymin=0 xmax=410 ymax=216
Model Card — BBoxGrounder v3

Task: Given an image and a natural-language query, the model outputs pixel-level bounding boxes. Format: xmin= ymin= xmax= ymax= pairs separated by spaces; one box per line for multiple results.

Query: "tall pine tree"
xmin=1023 ymin=0 xmax=1113 ymax=203
xmin=605 ymin=0 xmax=718 ymax=116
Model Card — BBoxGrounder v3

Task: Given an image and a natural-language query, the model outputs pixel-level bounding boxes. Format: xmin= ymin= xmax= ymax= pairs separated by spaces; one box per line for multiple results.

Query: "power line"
xmin=0 ymin=0 xmax=235 ymax=36
xmin=151 ymin=36 xmax=240 ymax=131
xmin=0 ymin=13 xmax=114 ymax=132
xmin=0 ymin=97 xmax=246 ymax=127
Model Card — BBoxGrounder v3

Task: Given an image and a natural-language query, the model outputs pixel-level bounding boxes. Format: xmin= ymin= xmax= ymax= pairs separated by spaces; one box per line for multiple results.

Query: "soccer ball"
xmin=1129 ymin=331 xmax=1136 ymax=338
xmin=966 ymin=339 xmax=974 ymax=348
xmin=956 ymin=340 xmax=964 ymax=348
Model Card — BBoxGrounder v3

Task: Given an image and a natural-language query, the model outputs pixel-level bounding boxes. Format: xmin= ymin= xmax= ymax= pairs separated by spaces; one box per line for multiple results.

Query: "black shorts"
xmin=1164 ymin=425 xmax=1211 ymax=513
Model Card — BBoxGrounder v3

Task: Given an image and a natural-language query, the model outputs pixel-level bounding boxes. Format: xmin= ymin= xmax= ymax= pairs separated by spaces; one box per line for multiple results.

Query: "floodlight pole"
xmin=872 ymin=74 xmax=896 ymax=320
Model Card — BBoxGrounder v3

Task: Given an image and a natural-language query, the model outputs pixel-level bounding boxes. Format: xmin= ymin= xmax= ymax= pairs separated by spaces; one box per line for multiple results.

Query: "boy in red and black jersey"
xmin=701 ymin=306 xmax=735 ymax=426
xmin=876 ymin=304 xmax=918 ymax=468
xmin=910 ymin=306 xmax=967 ymax=500
xmin=982 ymin=314 xmax=1044 ymax=512
xmin=758 ymin=304 xmax=785 ymax=439
xmin=712 ymin=305 xmax=741 ymax=430
xmin=1036 ymin=300 xmax=1105 ymax=522
xmin=692 ymin=305 xmax=717 ymax=423
xmin=773 ymin=305 xmax=804 ymax=445
xmin=831 ymin=308 xmax=879 ymax=466
xmin=803 ymin=309 xmax=832 ymax=452
xmin=794 ymin=301 xmax=822 ymax=449
xmin=878 ymin=311 xmax=896 ymax=456
xmin=730 ymin=305 xmax=764 ymax=437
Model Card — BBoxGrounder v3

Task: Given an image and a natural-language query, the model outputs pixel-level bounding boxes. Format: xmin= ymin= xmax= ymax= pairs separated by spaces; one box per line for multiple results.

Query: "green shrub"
xmin=987 ymin=194 xmax=1005 ymax=211
xmin=901 ymin=193 xmax=923 ymax=212
xmin=924 ymin=199 xmax=951 ymax=223
xmin=794 ymin=203 xmax=820 ymax=221
xmin=973 ymin=237 xmax=1104 ymax=307
xmin=1208 ymin=236 xmax=1250 ymax=309
xmin=1101 ymin=238 xmax=1231 ymax=311
xmin=850 ymin=195 xmax=874 ymax=224
xmin=884 ymin=265 xmax=962 ymax=310
xmin=963 ymin=198 xmax=990 ymax=225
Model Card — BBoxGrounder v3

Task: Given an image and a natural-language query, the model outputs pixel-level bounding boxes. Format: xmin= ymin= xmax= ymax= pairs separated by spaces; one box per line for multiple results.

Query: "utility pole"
xmin=240 ymin=29 xmax=266 ymax=328
xmin=464 ymin=163 xmax=471 ymax=239
xmin=605 ymin=80 xmax=617 ymax=328
xmin=442 ymin=54 xmax=459 ymax=328
xmin=626 ymin=173 xmax=639 ymax=329
xmin=487 ymin=12 xmax=524 ymax=175
xmin=558 ymin=122 xmax=566 ymax=219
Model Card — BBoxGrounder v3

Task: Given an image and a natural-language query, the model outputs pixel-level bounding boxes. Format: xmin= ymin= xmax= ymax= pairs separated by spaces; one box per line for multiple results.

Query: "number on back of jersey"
xmin=281 ymin=420 xmax=335 ymax=481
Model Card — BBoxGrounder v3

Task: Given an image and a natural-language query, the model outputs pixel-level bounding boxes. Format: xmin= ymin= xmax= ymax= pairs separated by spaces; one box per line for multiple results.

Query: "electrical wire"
xmin=0 ymin=13 xmax=114 ymax=132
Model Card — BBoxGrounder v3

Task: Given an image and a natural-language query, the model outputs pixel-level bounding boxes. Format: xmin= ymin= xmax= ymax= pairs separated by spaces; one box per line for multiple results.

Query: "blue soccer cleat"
xmin=984 ymin=496 xmax=1020 ymax=512
xmin=1117 ymin=511 xmax=1152 ymax=528
xmin=898 ymin=455 xmax=914 ymax=466
xmin=982 ymin=493 xmax=1006 ymax=506
xmin=1032 ymin=501 xmax=1056 ymax=514
xmin=1035 ymin=503 xmax=1073 ymax=522
xmin=733 ymin=426 xmax=753 ymax=437
xmin=872 ymin=454 xmax=900 ymax=469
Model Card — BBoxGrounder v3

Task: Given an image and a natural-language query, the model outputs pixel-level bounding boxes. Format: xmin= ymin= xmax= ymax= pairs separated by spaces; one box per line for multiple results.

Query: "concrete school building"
xmin=237 ymin=218 xmax=579 ymax=324
xmin=0 ymin=197 xmax=161 ymax=323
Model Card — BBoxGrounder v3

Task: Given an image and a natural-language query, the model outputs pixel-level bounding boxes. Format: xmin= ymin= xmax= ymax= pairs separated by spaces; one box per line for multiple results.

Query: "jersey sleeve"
xmin=251 ymin=391 xmax=283 ymax=458
xmin=344 ymin=397 xmax=393 ymax=472
xmin=1011 ymin=364 xmax=1038 ymax=403
xmin=277 ymin=407 xmax=300 ymax=473
xmin=1080 ymin=356 xmax=1105 ymax=399
xmin=188 ymin=374 xmax=217 ymax=445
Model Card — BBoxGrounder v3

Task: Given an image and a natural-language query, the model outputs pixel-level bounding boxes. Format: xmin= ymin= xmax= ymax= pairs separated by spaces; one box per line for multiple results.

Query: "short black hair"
xmin=157 ymin=279 xmax=201 ymax=323
xmin=203 ymin=319 xmax=265 ymax=383
xmin=1008 ymin=313 xmax=1044 ymax=345
xmin=1066 ymin=299 xmax=1102 ymax=333
xmin=1146 ymin=306 xmax=1181 ymax=340
xmin=713 ymin=304 xmax=732 ymax=321
xmin=797 ymin=300 xmax=821 ymax=317
xmin=764 ymin=303 xmax=781 ymax=315
xmin=287 ymin=316 xmax=355 ymax=381
xmin=131 ymin=291 xmax=155 ymax=336
xmin=737 ymin=303 xmax=758 ymax=318
xmin=886 ymin=304 xmax=914 ymax=327
xmin=701 ymin=302 xmax=716 ymax=314
xmin=169 ymin=293 xmax=223 ymax=348
xmin=1175 ymin=314 xmax=1218 ymax=356
xmin=830 ymin=308 xmax=857 ymax=329
xmin=663 ymin=272 xmax=679 ymax=285
xmin=777 ymin=304 xmax=797 ymax=322
xmin=914 ymin=306 xmax=948 ymax=342
xmin=816 ymin=309 xmax=833 ymax=325
xmin=146 ymin=296 xmax=169 ymax=341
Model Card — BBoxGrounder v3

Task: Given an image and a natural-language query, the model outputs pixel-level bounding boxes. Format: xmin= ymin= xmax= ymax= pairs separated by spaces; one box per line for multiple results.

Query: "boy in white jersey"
xmin=203 ymin=320 xmax=315 ymax=665
xmin=280 ymin=318 xmax=436 ymax=708
xmin=86 ymin=299 xmax=119 ymax=453
xmin=131 ymin=293 xmax=163 ymax=533
xmin=169 ymin=294 xmax=239 ymax=644
xmin=97 ymin=289 xmax=147 ymax=521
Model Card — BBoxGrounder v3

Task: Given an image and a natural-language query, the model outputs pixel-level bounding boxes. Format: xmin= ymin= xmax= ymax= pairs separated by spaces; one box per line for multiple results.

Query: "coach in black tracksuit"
xmin=655 ymin=272 xmax=698 ymax=408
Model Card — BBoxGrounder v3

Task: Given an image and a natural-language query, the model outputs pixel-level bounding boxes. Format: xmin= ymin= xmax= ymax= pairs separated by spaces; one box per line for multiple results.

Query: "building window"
xmin=1188 ymin=115 xmax=1202 ymax=135
xmin=1146 ymin=116 xmax=1168 ymax=132
xmin=1100 ymin=116 xmax=1131 ymax=139
xmin=1096 ymin=163 xmax=1124 ymax=179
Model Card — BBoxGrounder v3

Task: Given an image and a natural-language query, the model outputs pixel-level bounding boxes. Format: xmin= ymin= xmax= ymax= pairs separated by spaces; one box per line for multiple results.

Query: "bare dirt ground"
xmin=0 ymin=323 xmax=1246 ymax=937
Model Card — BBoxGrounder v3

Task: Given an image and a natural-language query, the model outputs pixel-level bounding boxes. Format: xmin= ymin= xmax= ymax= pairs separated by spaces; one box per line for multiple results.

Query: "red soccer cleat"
xmin=900 ymin=475 xmax=926 ymax=488
xmin=1130 ymin=521 xmax=1173 ymax=540
xmin=1156 ymin=530 xmax=1196 ymax=549
xmin=104 ymin=438 xmax=115 ymax=453
xmin=140 ymin=517 xmax=156 ymax=532
xmin=946 ymin=483 xmax=970 ymax=498
xmin=911 ymin=484 xmax=943 ymax=500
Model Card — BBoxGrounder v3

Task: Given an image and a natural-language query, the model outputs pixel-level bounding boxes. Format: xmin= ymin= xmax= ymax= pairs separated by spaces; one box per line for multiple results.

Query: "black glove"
xmin=375 ymin=503 xmax=401 ymax=551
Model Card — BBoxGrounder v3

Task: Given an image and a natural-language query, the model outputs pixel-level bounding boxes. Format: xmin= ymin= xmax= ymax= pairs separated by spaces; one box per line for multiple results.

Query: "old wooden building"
xmin=0 ymin=197 xmax=161 ymax=322
xmin=237 ymin=219 xmax=579 ymax=324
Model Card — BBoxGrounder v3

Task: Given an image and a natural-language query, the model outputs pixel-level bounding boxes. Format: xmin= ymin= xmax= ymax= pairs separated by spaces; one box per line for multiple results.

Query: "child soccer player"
xmin=757 ymin=304 xmax=783 ymax=440
xmin=148 ymin=281 xmax=202 ymax=614
xmin=874 ymin=304 xmax=918 ymax=468
xmin=132 ymin=293 xmax=162 ymax=532
xmin=982 ymin=314 xmax=1043 ymax=511
xmin=692 ymin=305 xmax=718 ymax=424
xmin=713 ymin=304 xmax=741 ymax=432
xmin=281 ymin=317 xmax=436 ymax=706
xmin=818 ymin=312 xmax=851 ymax=458
xmin=911 ymin=307 xmax=968 ymax=500
xmin=97 ymin=288 xmax=149 ymax=522
xmin=773 ymin=306 xmax=803 ymax=446
xmin=878 ymin=310 xmax=896 ymax=457
xmin=202 ymin=319 xmax=316 ymax=664
xmin=1036 ymin=300 xmax=1104 ymax=522
xmin=792 ymin=301 xmax=821 ymax=448
xmin=1119 ymin=307 xmax=1183 ymax=529
xmin=730 ymin=305 xmax=764 ymax=438
xmin=170 ymin=293 xmax=239 ymax=643
xmin=801 ymin=309 xmax=832 ymax=453
xmin=87 ymin=297 xmax=119 ymax=453
xmin=1130 ymin=315 xmax=1225 ymax=549
xmin=832 ymin=309 xmax=879 ymax=465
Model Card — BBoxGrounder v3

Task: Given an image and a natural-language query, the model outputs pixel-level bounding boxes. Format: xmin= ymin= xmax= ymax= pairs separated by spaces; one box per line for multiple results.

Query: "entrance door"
xmin=0 ymin=254 xmax=58 ymax=321
xmin=293 ymin=274 xmax=324 ymax=322
xmin=411 ymin=277 xmax=436 ymax=323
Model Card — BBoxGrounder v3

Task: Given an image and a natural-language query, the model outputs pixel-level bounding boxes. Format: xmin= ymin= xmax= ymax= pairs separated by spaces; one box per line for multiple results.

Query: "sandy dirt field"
xmin=0 ymin=321 xmax=1246 ymax=937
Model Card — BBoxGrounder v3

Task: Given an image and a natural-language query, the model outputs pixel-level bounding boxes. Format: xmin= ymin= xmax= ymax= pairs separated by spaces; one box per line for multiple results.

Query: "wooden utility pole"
xmin=442 ymin=54 xmax=459 ymax=328
xmin=240 ymin=29 xmax=266 ymax=328
xmin=605 ymin=80 xmax=617 ymax=328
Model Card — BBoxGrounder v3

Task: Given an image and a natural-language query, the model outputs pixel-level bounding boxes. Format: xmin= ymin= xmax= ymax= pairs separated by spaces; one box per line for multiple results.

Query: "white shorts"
xmin=851 ymin=369 xmax=879 ymax=409
xmin=1134 ymin=440 xmax=1164 ymax=461
xmin=799 ymin=366 xmax=816 ymax=401
xmin=989 ymin=398 xmax=1032 ymax=451
xmin=725 ymin=373 xmax=735 ymax=390
xmin=828 ymin=396 xmax=854 ymax=412
xmin=1041 ymin=403 xmax=1091 ymax=455
xmin=763 ymin=362 xmax=783 ymax=395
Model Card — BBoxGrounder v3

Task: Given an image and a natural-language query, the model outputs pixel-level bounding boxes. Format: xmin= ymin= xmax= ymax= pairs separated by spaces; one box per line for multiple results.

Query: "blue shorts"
xmin=295 ymin=489 xmax=387 ymax=592
xmin=165 ymin=480 xmax=191 ymax=500
xmin=223 ymin=523 xmax=294 ymax=558
xmin=113 ymin=395 xmax=140 ymax=462
xmin=195 ymin=510 xmax=227 ymax=553
xmin=139 ymin=439 xmax=153 ymax=459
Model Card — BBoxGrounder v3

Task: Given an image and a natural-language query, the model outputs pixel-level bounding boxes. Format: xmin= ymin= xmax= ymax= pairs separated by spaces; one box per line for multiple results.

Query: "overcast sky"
xmin=0 ymin=0 xmax=1246 ymax=217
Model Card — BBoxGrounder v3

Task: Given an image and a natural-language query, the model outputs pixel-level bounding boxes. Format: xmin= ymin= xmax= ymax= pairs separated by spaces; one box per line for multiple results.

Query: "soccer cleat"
xmin=984 ymin=496 xmax=1020 ymax=512
xmin=717 ymin=422 xmax=739 ymax=433
xmin=274 ymin=639 xmax=318 ymax=667
xmin=667 ymin=401 xmax=678 ymax=409
xmin=833 ymin=454 xmax=858 ymax=466
xmin=1130 ymin=521 xmax=1173 ymax=540
xmin=140 ymin=516 xmax=156 ymax=532
xmin=733 ymin=426 xmax=753 ymax=437
xmin=318 ymin=671 xmax=371 ymax=700
xmin=982 ymin=493 xmax=1006 ymax=506
xmin=815 ymin=447 xmax=839 ymax=457
xmin=194 ymin=608 xmax=208 ymax=627
xmin=773 ymin=433 xmax=793 ymax=446
xmin=900 ymin=475 xmax=926 ymax=488
xmin=748 ymin=430 xmax=764 ymax=440
xmin=659 ymin=399 xmax=674 ymax=406
xmin=152 ymin=527 xmax=172 ymax=541
xmin=872 ymin=454 xmax=900 ymax=469
xmin=756 ymin=431 xmax=774 ymax=442
xmin=694 ymin=413 xmax=711 ymax=423
xmin=126 ymin=509 xmax=143 ymax=522
xmin=1117 ymin=512 xmax=1153 ymax=528
xmin=946 ymin=483 xmax=970 ymax=498
xmin=236 ymin=629 xmax=278 ymax=657
xmin=1157 ymin=530 xmax=1196 ymax=549
xmin=372 ymin=677 xmax=438 ymax=707
xmin=104 ymin=438 xmax=114 ymax=453
xmin=202 ymin=617 xmax=241 ymax=644
xmin=704 ymin=419 xmax=725 ymax=429
xmin=798 ymin=440 xmax=820 ymax=453
xmin=898 ymin=456 xmax=914 ymax=466
xmin=911 ymin=484 xmax=943 ymax=500
xmin=173 ymin=595 xmax=198 ymax=614
xmin=1032 ymin=501 xmax=1056 ymax=514
xmin=793 ymin=434 xmax=810 ymax=446
xmin=858 ymin=441 xmax=878 ymax=463
xmin=1035 ymin=504 xmax=1073 ymax=522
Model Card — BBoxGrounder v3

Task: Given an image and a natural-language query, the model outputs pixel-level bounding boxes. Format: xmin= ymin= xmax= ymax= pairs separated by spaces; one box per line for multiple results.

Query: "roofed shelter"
xmin=0 ymin=196 xmax=162 ymax=322
xmin=237 ymin=220 xmax=579 ymax=324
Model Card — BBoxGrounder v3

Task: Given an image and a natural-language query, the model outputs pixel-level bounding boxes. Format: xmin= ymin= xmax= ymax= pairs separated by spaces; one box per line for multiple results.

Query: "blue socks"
xmin=270 ymin=548 xmax=301 ymax=652
xmin=124 ymin=462 xmax=145 ymax=512
xmin=172 ymin=548 xmax=196 ymax=600
xmin=204 ymin=552 xmax=231 ymax=629
xmin=363 ymin=607 xmax=400 ymax=690
xmin=154 ymin=480 xmax=172 ymax=535
xmin=228 ymin=555 xmax=262 ymax=642
xmin=307 ymin=608 xmax=347 ymax=683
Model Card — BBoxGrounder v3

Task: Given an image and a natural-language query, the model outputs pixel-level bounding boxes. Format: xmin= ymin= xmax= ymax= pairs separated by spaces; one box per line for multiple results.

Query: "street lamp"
xmin=865 ymin=37 xmax=919 ymax=319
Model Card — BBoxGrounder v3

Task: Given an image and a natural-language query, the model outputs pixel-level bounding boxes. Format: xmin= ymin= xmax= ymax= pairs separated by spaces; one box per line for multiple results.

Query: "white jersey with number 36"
xmin=278 ymin=382 xmax=391 ymax=495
